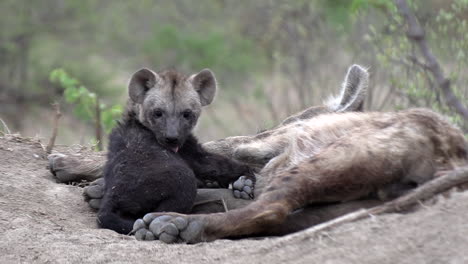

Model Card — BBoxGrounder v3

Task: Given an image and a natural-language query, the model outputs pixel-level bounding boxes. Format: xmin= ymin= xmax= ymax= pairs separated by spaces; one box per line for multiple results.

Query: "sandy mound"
xmin=0 ymin=135 xmax=467 ymax=264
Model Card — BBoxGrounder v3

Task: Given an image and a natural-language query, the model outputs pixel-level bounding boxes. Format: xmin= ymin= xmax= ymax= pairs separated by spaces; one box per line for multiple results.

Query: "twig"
xmin=95 ymin=97 xmax=103 ymax=151
xmin=221 ymin=198 xmax=229 ymax=212
xmin=394 ymin=0 xmax=468 ymax=121
xmin=0 ymin=118 xmax=11 ymax=134
xmin=46 ymin=103 xmax=62 ymax=154
xmin=279 ymin=166 xmax=468 ymax=243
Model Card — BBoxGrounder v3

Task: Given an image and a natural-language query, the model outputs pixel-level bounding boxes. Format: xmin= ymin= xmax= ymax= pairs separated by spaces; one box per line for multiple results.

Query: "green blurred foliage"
xmin=50 ymin=69 xmax=122 ymax=134
xmin=315 ymin=0 xmax=467 ymax=130
xmin=0 ymin=0 xmax=467 ymax=143
xmin=357 ymin=0 xmax=468 ymax=128
xmin=143 ymin=25 xmax=263 ymax=79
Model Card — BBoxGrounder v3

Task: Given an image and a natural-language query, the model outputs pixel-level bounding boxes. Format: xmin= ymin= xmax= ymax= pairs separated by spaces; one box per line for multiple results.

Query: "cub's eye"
xmin=154 ymin=110 xmax=163 ymax=118
xmin=182 ymin=110 xmax=192 ymax=119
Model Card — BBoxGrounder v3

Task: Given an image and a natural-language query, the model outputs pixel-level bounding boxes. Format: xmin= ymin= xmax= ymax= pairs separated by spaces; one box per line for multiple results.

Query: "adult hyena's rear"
xmin=137 ymin=108 xmax=468 ymax=243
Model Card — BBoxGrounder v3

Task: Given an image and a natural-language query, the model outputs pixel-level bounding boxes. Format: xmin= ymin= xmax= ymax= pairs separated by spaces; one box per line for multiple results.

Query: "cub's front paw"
xmin=203 ymin=180 xmax=220 ymax=188
xmin=83 ymin=178 xmax=105 ymax=210
xmin=232 ymin=176 xmax=254 ymax=200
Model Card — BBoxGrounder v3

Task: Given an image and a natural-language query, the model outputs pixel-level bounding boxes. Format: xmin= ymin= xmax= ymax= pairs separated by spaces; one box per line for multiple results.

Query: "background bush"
xmin=0 ymin=0 xmax=466 ymax=146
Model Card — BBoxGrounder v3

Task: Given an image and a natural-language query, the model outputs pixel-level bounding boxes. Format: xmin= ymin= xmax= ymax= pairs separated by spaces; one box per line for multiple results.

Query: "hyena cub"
xmin=98 ymin=68 xmax=253 ymax=234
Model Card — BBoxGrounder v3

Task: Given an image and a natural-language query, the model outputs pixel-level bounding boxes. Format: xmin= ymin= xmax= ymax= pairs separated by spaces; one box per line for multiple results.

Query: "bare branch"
xmin=46 ymin=103 xmax=62 ymax=154
xmin=394 ymin=0 xmax=468 ymax=121
xmin=95 ymin=98 xmax=103 ymax=151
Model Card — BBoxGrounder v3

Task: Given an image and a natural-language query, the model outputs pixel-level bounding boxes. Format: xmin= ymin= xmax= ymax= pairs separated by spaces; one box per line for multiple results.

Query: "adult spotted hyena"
xmin=131 ymin=78 xmax=468 ymax=243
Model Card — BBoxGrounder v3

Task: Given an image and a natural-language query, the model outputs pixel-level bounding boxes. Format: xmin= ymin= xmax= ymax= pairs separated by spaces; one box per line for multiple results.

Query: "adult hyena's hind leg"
xmin=48 ymin=153 xmax=105 ymax=183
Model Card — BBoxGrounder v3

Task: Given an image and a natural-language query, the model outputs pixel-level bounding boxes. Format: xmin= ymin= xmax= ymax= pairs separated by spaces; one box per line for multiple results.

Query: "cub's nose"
xmin=165 ymin=137 xmax=179 ymax=145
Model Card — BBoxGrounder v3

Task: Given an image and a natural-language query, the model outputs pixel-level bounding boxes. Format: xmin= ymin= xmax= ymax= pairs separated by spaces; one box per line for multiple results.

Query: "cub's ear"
xmin=128 ymin=68 xmax=159 ymax=103
xmin=190 ymin=69 xmax=217 ymax=106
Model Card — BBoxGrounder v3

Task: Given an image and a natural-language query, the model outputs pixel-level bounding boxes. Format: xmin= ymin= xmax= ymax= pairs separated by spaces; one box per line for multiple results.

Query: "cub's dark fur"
xmin=98 ymin=68 xmax=252 ymax=234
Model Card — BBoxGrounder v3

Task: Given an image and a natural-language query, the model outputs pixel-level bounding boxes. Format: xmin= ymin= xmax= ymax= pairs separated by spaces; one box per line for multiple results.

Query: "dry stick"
xmin=95 ymin=97 xmax=103 ymax=151
xmin=46 ymin=103 xmax=62 ymax=154
xmin=394 ymin=0 xmax=468 ymax=121
xmin=221 ymin=198 xmax=229 ymax=212
xmin=279 ymin=166 xmax=468 ymax=243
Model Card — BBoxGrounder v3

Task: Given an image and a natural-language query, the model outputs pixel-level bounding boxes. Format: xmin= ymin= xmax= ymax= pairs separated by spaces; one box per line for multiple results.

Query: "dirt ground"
xmin=0 ymin=135 xmax=467 ymax=264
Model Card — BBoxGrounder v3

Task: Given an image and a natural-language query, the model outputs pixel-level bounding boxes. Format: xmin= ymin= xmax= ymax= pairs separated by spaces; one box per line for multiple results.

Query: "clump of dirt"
xmin=0 ymin=135 xmax=467 ymax=264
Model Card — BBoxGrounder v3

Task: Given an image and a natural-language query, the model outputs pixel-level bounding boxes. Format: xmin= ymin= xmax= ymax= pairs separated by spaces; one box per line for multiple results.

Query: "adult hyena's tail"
xmin=325 ymin=64 xmax=369 ymax=112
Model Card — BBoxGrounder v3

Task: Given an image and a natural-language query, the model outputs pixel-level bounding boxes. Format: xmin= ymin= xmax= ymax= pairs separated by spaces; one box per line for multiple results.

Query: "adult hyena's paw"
xmin=232 ymin=176 xmax=254 ymax=200
xmin=83 ymin=178 xmax=105 ymax=210
xmin=131 ymin=219 xmax=156 ymax=241
xmin=47 ymin=153 xmax=81 ymax=182
xmin=132 ymin=213 xmax=204 ymax=244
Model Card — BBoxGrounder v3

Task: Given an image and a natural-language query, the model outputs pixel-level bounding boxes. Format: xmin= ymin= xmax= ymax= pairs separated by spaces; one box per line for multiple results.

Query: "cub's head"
xmin=128 ymin=68 xmax=216 ymax=152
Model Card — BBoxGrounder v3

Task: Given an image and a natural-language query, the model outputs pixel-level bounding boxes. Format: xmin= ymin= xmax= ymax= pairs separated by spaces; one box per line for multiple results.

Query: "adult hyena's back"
xmin=254 ymin=108 xmax=468 ymax=199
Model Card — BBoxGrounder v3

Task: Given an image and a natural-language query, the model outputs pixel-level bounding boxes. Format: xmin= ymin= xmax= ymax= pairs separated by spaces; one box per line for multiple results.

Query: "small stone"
xmin=233 ymin=190 xmax=241 ymax=198
xmin=206 ymin=182 xmax=213 ymax=188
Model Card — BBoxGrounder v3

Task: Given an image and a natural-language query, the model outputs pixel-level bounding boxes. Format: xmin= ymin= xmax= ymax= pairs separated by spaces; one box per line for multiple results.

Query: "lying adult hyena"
xmin=98 ymin=68 xmax=254 ymax=234
xmin=132 ymin=85 xmax=468 ymax=242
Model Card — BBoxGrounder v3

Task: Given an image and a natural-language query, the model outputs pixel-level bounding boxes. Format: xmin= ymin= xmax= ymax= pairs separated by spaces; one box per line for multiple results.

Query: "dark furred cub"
xmin=98 ymin=68 xmax=253 ymax=234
